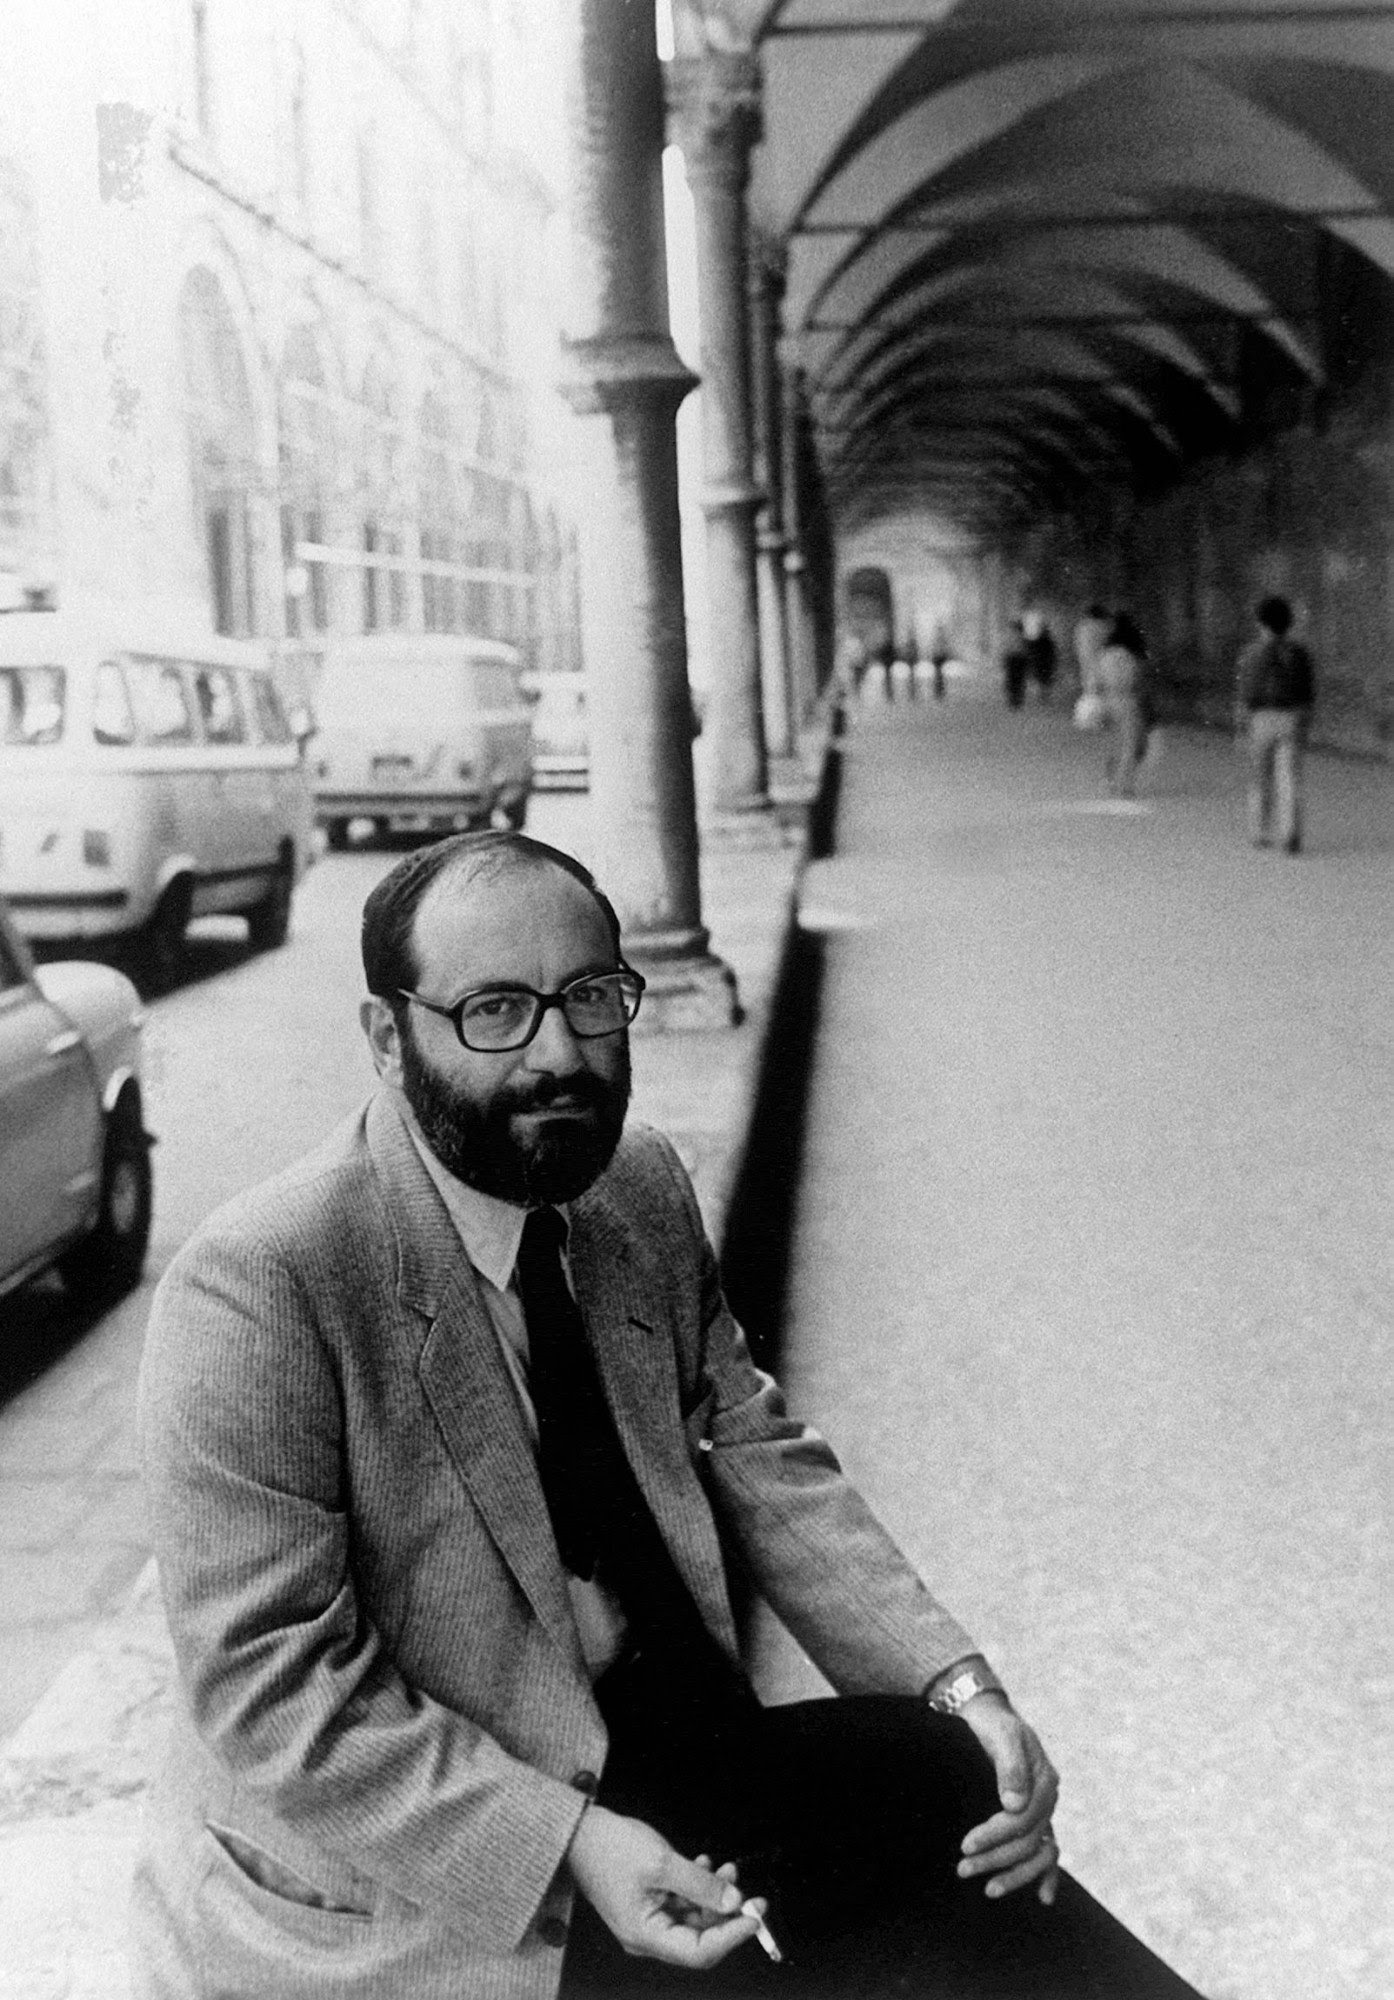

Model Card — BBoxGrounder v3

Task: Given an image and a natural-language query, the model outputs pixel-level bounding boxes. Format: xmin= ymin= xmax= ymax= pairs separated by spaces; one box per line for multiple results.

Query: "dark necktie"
xmin=514 ymin=1206 xmax=756 ymax=1720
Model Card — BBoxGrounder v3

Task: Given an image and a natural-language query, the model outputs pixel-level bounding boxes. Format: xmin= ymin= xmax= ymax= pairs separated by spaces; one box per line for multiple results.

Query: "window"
xmin=418 ymin=200 xmax=440 ymax=321
xmin=290 ymin=44 xmax=311 ymax=206
xmin=280 ymin=324 xmax=337 ymax=636
xmin=361 ymin=359 xmax=407 ymax=633
xmin=191 ymin=0 xmax=213 ymax=136
xmin=92 ymin=660 xmax=136 ymax=745
xmin=248 ymin=671 xmax=292 ymax=745
xmin=0 ymin=665 xmax=65 ymax=744
xmin=126 ymin=659 xmax=195 ymax=745
xmin=180 ymin=269 xmax=257 ymax=637
xmin=191 ymin=665 xmax=247 ymax=744
xmin=357 ymin=133 xmax=382 ymax=281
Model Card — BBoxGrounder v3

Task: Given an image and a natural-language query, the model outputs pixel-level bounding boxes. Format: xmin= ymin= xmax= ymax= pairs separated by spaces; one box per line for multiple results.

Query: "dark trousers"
xmin=563 ymin=1656 xmax=1201 ymax=2000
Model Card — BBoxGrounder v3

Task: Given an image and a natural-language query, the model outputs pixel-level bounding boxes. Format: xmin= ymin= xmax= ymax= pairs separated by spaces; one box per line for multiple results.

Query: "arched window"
xmin=0 ymin=161 xmax=53 ymax=591
xmin=419 ymin=388 xmax=460 ymax=633
xmin=279 ymin=322 xmax=336 ymax=635
xmin=360 ymin=358 xmax=406 ymax=631
xmin=179 ymin=267 xmax=256 ymax=635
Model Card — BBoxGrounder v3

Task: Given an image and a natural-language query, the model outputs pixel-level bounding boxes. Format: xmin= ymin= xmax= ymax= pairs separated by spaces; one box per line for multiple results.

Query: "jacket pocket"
xmin=204 ymin=1821 xmax=374 ymax=1925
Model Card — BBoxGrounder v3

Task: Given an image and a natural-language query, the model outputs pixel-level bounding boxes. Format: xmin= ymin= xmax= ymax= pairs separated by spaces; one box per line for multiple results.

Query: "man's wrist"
xmin=925 ymin=1655 xmax=1008 ymax=1715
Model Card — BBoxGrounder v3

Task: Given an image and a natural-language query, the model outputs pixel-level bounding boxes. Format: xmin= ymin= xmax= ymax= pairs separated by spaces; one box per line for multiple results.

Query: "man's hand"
xmin=566 ymin=1803 xmax=761 ymax=1966
xmin=954 ymin=1694 xmax=1061 ymax=1905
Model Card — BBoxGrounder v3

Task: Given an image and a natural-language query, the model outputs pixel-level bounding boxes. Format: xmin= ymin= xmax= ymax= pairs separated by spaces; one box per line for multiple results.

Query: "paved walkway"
xmin=751 ymin=679 xmax=1392 ymax=2000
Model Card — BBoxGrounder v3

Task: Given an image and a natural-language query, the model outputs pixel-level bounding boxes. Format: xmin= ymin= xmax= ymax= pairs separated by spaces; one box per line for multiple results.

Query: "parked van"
xmin=0 ymin=610 xmax=314 ymax=985
xmin=310 ymin=633 xmax=532 ymax=847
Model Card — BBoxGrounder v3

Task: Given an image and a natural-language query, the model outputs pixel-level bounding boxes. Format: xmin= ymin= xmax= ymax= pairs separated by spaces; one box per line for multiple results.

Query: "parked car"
xmin=310 ymin=633 xmax=532 ymax=846
xmin=523 ymin=671 xmax=590 ymax=790
xmin=0 ymin=894 xmax=151 ymax=1307
xmin=0 ymin=608 xmax=315 ymax=989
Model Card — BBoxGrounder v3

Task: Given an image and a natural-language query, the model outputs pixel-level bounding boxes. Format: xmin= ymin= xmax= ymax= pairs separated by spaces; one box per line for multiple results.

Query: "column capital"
xmin=558 ymin=335 xmax=699 ymax=418
xmin=666 ymin=50 xmax=762 ymax=183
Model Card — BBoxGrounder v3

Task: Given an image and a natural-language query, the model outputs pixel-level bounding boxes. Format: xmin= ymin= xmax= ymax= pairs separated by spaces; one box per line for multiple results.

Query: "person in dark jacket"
xmin=1002 ymin=621 xmax=1031 ymax=709
xmin=1235 ymin=596 xmax=1315 ymax=853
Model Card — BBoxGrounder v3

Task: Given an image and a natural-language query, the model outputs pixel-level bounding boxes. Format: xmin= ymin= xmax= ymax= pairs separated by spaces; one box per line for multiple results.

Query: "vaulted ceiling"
xmin=674 ymin=1 xmax=1394 ymax=535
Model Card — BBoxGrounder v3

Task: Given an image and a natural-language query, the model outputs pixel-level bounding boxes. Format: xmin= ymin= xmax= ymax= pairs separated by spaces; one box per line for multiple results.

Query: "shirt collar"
xmin=404 ymin=1117 xmax=552 ymax=1292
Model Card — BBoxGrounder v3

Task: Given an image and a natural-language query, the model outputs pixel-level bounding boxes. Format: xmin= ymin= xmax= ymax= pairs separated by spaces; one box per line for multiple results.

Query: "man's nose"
xmin=521 ymin=999 xmax=585 ymax=1070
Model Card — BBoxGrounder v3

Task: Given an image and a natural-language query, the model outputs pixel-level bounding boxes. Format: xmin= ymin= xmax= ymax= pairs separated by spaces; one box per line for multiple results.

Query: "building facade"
xmin=0 ymin=0 xmax=580 ymax=688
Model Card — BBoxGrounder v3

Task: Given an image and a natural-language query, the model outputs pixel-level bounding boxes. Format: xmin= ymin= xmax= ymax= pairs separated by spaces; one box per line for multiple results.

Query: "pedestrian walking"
xmin=131 ymin=829 xmax=1194 ymax=2000
xmin=1087 ymin=613 xmax=1151 ymax=797
xmin=929 ymin=619 xmax=952 ymax=701
xmin=1022 ymin=612 xmax=1058 ymax=699
xmin=1002 ymin=619 xmax=1032 ymax=709
xmin=1071 ymin=604 xmax=1112 ymax=698
xmin=1235 ymin=595 xmax=1315 ymax=853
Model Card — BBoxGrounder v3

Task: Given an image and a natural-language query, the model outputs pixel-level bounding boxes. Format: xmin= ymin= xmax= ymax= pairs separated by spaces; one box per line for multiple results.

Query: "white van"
xmin=310 ymin=633 xmax=532 ymax=846
xmin=0 ymin=610 xmax=314 ymax=985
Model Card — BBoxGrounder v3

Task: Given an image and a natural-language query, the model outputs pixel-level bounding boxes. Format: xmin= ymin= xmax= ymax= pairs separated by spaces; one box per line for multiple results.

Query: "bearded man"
xmin=133 ymin=832 xmax=1195 ymax=2000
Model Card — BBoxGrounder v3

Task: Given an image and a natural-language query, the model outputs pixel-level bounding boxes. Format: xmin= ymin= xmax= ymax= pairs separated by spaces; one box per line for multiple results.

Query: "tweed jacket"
xmin=133 ymin=1089 xmax=977 ymax=2000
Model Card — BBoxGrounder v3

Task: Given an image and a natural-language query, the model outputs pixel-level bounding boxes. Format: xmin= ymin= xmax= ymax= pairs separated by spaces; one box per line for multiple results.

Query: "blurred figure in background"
xmin=1235 ymin=595 xmax=1315 ymax=854
xmin=1021 ymin=612 xmax=1058 ymax=701
xmin=929 ymin=620 xmax=953 ymax=701
xmin=1086 ymin=613 xmax=1151 ymax=798
xmin=1071 ymin=604 xmax=1112 ymax=698
xmin=1002 ymin=619 xmax=1032 ymax=710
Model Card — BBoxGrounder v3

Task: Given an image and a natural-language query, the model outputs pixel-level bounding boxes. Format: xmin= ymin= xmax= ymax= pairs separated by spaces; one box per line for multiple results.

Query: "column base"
xmin=701 ymin=802 xmax=800 ymax=850
xmin=628 ymin=948 xmax=743 ymax=1033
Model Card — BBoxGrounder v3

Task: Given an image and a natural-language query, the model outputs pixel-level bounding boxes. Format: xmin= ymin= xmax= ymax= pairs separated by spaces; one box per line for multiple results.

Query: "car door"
xmin=188 ymin=662 xmax=264 ymax=901
xmin=0 ymin=922 xmax=102 ymax=1284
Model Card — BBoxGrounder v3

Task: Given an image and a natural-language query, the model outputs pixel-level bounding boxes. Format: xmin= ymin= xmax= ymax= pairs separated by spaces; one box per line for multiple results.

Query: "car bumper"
xmin=5 ymin=890 xmax=133 ymax=940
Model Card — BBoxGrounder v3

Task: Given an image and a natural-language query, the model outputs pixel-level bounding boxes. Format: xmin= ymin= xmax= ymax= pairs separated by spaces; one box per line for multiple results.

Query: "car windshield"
xmin=1 ymin=665 xmax=66 ymax=745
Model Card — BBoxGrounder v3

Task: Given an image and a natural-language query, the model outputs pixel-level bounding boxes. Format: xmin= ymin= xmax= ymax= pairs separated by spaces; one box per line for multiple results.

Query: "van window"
xmin=126 ymin=658 xmax=196 ymax=745
xmin=248 ymin=671 xmax=293 ymax=745
xmin=1 ymin=665 xmax=65 ymax=746
xmin=93 ymin=660 xmax=137 ymax=745
xmin=191 ymin=665 xmax=248 ymax=745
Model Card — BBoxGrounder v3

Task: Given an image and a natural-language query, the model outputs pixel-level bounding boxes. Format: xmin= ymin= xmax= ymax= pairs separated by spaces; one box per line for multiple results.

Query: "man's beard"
xmin=399 ymin=1021 xmax=631 ymax=1206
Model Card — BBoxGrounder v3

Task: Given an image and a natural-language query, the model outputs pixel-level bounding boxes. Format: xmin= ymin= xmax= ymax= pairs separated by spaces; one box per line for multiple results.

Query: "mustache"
xmin=502 ymin=1070 xmax=618 ymax=1115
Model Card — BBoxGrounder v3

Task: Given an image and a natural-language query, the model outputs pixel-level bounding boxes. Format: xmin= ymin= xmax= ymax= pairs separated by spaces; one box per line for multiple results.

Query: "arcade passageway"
xmin=753 ymin=681 xmax=1392 ymax=2000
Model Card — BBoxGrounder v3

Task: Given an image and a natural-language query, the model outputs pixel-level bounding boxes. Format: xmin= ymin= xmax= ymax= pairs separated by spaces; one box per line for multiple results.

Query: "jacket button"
xmin=571 ymin=1769 xmax=599 ymax=1796
xmin=537 ymin=1915 xmax=569 ymax=1949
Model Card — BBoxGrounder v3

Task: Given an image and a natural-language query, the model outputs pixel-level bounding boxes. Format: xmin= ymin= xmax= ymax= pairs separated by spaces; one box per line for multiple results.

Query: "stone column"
xmin=668 ymin=51 xmax=772 ymax=823
xmin=748 ymin=242 xmax=795 ymax=760
xmin=780 ymin=356 xmax=818 ymax=721
xmin=557 ymin=0 xmax=737 ymax=1029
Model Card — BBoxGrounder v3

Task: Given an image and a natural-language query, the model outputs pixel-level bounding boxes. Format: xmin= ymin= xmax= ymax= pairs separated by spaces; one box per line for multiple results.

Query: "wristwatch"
xmin=926 ymin=1661 xmax=1005 ymax=1715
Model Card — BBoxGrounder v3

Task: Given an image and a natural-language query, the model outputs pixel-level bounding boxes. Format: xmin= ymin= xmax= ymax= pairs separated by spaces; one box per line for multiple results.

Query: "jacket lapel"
xmin=568 ymin=1185 xmax=741 ymax=1658
xmin=365 ymin=1094 xmax=584 ymax=1680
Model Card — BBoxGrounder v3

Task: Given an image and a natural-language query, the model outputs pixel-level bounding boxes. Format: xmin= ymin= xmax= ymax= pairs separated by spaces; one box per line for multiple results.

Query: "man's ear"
xmin=361 ymin=995 xmax=405 ymax=1085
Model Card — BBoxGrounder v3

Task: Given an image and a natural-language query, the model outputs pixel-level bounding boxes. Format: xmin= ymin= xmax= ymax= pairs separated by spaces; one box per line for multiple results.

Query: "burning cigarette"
xmin=741 ymin=1900 xmax=783 ymax=1963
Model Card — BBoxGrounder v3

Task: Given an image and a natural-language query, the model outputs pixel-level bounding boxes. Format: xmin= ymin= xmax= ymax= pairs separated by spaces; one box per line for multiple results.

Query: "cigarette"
xmin=741 ymin=1899 xmax=783 ymax=1963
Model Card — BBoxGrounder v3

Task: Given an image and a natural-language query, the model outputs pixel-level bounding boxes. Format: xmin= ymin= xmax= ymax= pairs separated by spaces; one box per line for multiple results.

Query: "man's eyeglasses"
xmin=398 ymin=968 xmax=645 ymax=1053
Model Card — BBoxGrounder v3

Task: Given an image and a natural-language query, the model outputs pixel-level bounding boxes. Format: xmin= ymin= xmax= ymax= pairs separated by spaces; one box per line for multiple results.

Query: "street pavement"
xmin=751 ymin=676 xmax=1392 ymax=2000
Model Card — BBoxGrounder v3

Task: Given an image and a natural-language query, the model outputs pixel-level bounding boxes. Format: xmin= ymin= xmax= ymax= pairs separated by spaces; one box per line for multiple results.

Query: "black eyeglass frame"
xmin=397 ymin=965 xmax=646 ymax=1052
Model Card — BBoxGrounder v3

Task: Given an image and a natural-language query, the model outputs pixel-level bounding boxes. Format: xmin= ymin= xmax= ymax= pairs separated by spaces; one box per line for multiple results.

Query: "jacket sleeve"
xmin=138 ymin=1227 xmax=588 ymax=1954
xmin=647 ymin=1137 xmax=980 ymax=1696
